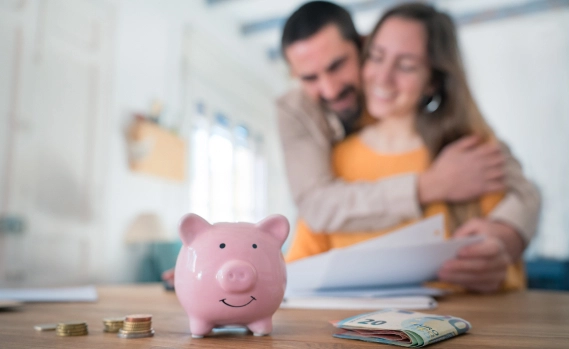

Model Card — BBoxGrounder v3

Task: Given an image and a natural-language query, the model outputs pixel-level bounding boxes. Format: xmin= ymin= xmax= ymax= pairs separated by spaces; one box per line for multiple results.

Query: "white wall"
xmin=0 ymin=0 xmax=294 ymax=286
xmin=460 ymin=9 xmax=569 ymax=259
xmin=100 ymin=0 xmax=293 ymax=283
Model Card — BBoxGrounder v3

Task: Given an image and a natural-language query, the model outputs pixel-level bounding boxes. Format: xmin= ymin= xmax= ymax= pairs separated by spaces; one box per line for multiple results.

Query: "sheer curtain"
xmin=188 ymin=103 xmax=266 ymax=223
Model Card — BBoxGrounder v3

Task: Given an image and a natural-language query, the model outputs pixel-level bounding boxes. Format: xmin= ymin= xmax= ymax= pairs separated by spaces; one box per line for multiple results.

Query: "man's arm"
xmin=488 ymin=142 xmax=541 ymax=244
xmin=277 ymin=93 xmax=421 ymax=233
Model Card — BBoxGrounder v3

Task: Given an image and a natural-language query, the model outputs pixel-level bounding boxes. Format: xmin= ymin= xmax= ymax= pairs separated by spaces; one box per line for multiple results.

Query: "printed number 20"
xmin=357 ymin=319 xmax=386 ymax=326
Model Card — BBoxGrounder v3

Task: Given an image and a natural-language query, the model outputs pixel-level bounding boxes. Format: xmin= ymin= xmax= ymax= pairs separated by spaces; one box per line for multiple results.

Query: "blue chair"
xmin=526 ymin=259 xmax=569 ymax=291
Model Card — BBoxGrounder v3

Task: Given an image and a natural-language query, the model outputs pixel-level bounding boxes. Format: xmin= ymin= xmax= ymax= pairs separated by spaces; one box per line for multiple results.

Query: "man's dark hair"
xmin=281 ymin=1 xmax=360 ymax=59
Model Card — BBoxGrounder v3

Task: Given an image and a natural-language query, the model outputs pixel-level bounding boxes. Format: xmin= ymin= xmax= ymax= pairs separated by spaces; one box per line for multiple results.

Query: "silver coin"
xmin=34 ymin=323 xmax=58 ymax=331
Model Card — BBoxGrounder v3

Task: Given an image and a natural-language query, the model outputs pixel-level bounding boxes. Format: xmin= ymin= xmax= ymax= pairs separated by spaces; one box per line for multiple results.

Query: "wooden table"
xmin=1 ymin=284 xmax=568 ymax=348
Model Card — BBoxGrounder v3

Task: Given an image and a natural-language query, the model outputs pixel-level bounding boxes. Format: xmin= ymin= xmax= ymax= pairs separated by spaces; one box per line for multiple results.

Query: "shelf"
xmin=128 ymin=119 xmax=185 ymax=182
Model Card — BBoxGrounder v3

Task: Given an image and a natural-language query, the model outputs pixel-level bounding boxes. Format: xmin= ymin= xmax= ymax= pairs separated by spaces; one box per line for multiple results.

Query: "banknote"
xmin=332 ymin=309 xmax=471 ymax=347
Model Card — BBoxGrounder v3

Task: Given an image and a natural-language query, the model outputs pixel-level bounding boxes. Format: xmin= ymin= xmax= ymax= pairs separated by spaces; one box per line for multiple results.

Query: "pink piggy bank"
xmin=174 ymin=213 xmax=289 ymax=338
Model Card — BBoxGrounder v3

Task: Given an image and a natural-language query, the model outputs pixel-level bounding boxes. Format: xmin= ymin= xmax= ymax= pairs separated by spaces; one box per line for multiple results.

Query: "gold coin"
xmin=122 ymin=323 xmax=152 ymax=330
xmin=123 ymin=321 xmax=151 ymax=325
xmin=57 ymin=324 xmax=88 ymax=331
xmin=57 ymin=326 xmax=87 ymax=330
xmin=104 ymin=328 xmax=121 ymax=333
xmin=123 ymin=320 xmax=151 ymax=325
xmin=56 ymin=329 xmax=87 ymax=334
xmin=122 ymin=327 xmax=152 ymax=332
xmin=56 ymin=327 xmax=88 ymax=332
xmin=120 ymin=328 xmax=154 ymax=334
xmin=103 ymin=317 xmax=125 ymax=323
xmin=56 ymin=328 xmax=88 ymax=333
xmin=124 ymin=314 xmax=152 ymax=322
xmin=57 ymin=321 xmax=87 ymax=327
xmin=123 ymin=324 xmax=151 ymax=329
xmin=55 ymin=329 xmax=88 ymax=335
xmin=122 ymin=324 xmax=152 ymax=330
xmin=56 ymin=330 xmax=88 ymax=336
xmin=117 ymin=329 xmax=155 ymax=339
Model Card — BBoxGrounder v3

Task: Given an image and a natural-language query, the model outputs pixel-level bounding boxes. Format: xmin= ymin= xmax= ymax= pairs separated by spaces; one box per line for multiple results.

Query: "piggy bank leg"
xmin=189 ymin=318 xmax=213 ymax=338
xmin=247 ymin=317 xmax=273 ymax=336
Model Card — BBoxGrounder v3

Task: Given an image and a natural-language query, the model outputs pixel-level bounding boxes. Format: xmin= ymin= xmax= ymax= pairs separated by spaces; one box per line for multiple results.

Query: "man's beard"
xmin=320 ymin=85 xmax=363 ymax=134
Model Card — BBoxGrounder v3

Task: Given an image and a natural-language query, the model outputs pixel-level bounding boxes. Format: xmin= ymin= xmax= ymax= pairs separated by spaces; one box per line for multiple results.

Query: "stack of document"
xmin=283 ymin=215 xmax=481 ymax=310
xmin=0 ymin=285 xmax=98 ymax=302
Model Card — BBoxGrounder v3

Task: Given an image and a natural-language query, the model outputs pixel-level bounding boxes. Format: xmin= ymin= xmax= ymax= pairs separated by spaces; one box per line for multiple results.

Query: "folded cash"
xmin=332 ymin=309 xmax=471 ymax=347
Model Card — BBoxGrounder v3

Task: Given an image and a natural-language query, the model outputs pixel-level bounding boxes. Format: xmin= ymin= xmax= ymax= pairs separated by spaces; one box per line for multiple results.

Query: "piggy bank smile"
xmin=220 ymin=296 xmax=257 ymax=308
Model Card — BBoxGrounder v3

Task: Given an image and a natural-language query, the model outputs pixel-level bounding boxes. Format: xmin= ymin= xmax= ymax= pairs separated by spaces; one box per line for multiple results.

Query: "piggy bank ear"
xmin=256 ymin=214 xmax=289 ymax=247
xmin=179 ymin=213 xmax=211 ymax=246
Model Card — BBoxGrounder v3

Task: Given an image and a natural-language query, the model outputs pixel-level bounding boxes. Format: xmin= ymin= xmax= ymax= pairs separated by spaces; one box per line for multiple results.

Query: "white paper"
xmin=286 ymin=286 xmax=447 ymax=298
xmin=348 ymin=214 xmax=445 ymax=251
xmin=0 ymin=285 xmax=98 ymax=302
xmin=280 ymin=296 xmax=437 ymax=310
xmin=287 ymin=215 xmax=483 ymax=292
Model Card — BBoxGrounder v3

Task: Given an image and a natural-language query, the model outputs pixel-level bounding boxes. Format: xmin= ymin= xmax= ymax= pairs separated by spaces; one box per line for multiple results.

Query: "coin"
xmin=104 ymin=326 xmax=123 ymax=333
xmin=117 ymin=329 xmax=155 ymax=339
xmin=34 ymin=323 xmax=57 ymax=331
xmin=56 ymin=330 xmax=88 ymax=336
xmin=122 ymin=323 xmax=152 ymax=331
xmin=56 ymin=328 xmax=88 ymax=334
xmin=120 ymin=328 xmax=153 ymax=334
xmin=55 ymin=321 xmax=88 ymax=336
xmin=56 ymin=328 xmax=88 ymax=333
xmin=57 ymin=322 xmax=87 ymax=329
xmin=103 ymin=317 xmax=125 ymax=333
xmin=124 ymin=314 xmax=152 ymax=322
xmin=57 ymin=331 xmax=89 ymax=337
xmin=123 ymin=321 xmax=151 ymax=325
xmin=58 ymin=321 xmax=87 ymax=326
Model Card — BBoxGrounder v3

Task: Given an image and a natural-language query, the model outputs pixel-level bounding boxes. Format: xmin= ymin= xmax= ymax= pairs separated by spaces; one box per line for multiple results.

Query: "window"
xmin=188 ymin=103 xmax=267 ymax=223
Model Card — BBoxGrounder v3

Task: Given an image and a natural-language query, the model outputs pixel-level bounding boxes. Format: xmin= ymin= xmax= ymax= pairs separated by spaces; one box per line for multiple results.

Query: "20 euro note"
xmin=331 ymin=309 xmax=471 ymax=347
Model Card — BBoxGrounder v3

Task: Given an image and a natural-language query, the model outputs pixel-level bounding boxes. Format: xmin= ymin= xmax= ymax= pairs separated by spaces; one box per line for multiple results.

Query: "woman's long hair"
xmin=362 ymin=3 xmax=496 ymax=232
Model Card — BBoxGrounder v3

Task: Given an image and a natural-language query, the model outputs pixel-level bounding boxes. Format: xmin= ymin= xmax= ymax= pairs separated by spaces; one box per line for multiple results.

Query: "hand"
xmin=418 ymin=136 xmax=506 ymax=204
xmin=162 ymin=268 xmax=175 ymax=287
xmin=438 ymin=218 xmax=522 ymax=293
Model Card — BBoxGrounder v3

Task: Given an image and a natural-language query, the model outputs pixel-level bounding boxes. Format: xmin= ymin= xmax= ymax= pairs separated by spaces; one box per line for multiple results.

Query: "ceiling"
xmin=203 ymin=0 xmax=568 ymax=61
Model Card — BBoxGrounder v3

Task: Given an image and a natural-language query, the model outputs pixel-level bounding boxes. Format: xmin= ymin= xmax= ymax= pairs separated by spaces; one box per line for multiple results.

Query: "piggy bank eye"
xmin=252 ymin=244 xmax=257 ymax=249
xmin=220 ymin=243 xmax=226 ymax=249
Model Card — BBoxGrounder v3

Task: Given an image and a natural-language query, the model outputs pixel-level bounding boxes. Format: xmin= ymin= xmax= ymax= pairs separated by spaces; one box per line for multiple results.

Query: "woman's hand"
xmin=437 ymin=218 xmax=524 ymax=293
xmin=162 ymin=268 xmax=175 ymax=287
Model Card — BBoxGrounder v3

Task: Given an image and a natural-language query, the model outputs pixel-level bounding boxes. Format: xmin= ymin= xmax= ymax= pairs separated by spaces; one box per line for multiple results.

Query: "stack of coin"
xmin=117 ymin=314 xmax=154 ymax=339
xmin=55 ymin=322 xmax=88 ymax=336
xmin=103 ymin=317 xmax=125 ymax=333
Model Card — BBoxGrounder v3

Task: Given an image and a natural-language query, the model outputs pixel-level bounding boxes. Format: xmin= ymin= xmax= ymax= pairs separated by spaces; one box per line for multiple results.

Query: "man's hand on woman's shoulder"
xmin=418 ymin=135 xmax=506 ymax=204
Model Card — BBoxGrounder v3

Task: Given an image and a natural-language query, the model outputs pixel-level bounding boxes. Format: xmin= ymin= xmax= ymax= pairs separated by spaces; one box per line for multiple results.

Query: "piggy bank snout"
xmin=217 ymin=260 xmax=257 ymax=293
